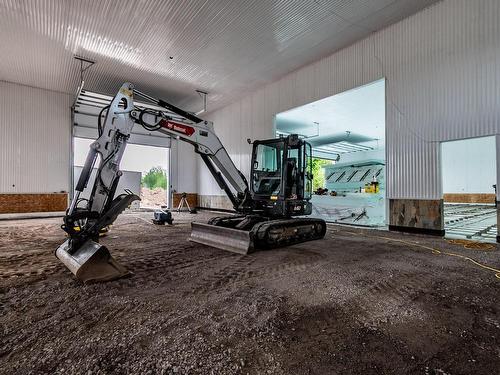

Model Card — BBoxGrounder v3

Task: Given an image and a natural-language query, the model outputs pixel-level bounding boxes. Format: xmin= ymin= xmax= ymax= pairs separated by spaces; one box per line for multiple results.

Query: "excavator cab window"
xmin=251 ymin=137 xmax=313 ymax=201
xmin=304 ymin=142 xmax=313 ymax=199
xmin=285 ymin=146 xmax=299 ymax=199
xmin=285 ymin=141 xmax=311 ymax=200
xmin=252 ymin=141 xmax=284 ymax=195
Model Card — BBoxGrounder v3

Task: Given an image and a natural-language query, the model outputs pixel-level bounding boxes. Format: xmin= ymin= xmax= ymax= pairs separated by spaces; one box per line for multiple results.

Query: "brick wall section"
xmin=443 ymin=193 xmax=495 ymax=204
xmin=0 ymin=193 xmax=68 ymax=213
xmin=172 ymin=193 xmax=197 ymax=210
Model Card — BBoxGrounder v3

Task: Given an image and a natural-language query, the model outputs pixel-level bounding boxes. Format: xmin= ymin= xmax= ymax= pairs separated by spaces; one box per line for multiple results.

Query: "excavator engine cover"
xmin=56 ymin=238 xmax=130 ymax=283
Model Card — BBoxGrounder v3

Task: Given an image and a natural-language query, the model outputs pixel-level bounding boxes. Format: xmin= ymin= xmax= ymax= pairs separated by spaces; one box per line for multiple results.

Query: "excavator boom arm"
xmin=72 ymin=83 xmax=252 ymax=219
xmin=131 ymin=88 xmax=252 ymax=212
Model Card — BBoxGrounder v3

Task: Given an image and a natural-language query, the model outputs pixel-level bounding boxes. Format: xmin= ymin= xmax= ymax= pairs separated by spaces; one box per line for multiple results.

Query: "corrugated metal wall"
xmin=0 ymin=81 xmax=72 ymax=193
xmin=0 ymin=0 xmax=439 ymax=111
xmin=202 ymin=0 xmax=500 ymax=200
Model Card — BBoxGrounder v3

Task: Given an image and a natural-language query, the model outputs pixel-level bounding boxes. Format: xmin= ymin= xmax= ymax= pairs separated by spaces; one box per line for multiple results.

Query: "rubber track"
xmin=253 ymin=218 xmax=326 ymax=249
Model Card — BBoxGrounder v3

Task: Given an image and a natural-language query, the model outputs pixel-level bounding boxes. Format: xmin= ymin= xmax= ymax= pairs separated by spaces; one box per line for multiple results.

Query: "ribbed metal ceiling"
xmin=0 ymin=0 xmax=439 ymax=112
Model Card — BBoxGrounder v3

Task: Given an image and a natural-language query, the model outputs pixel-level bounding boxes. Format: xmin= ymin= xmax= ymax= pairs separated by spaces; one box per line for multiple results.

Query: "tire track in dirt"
xmin=244 ymin=251 xmax=326 ymax=284
xmin=342 ymin=272 xmax=432 ymax=328
xmin=279 ymin=270 xmax=437 ymax=352
xmin=123 ymin=247 xmax=237 ymax=285
xmin=189 ymin=254 xmax=258 ymax=295
xmin=186 ymin=247 xmax=327 ymax=296
xmin=0 ymin=256 xmax=62 ymax=281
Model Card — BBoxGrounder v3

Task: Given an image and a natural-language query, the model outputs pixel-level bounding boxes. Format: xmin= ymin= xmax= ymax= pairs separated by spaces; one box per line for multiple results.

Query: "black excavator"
xmin=56 ymin=83 xmax=326 ymax=282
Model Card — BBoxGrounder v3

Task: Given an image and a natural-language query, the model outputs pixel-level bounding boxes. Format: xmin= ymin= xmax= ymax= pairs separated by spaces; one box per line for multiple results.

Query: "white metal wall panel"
xmin=202 ymin=0 xmax=500 ymax=200
xmin=0 ymin=81 xmax=72 ymax=193
xmin=0 ymin=0 xmax=439 ymax=112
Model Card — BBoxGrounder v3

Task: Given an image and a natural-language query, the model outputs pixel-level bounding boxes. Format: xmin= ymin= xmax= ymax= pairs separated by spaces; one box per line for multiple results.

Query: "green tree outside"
xmin=311 ymin=158 xmax=333 ymax=191
xmin=142 ymin=166 xmax=168 ymax=189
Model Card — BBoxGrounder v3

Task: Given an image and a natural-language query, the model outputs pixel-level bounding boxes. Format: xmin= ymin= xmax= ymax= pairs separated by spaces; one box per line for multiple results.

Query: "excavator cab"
xmin=191 ymin=134 xmax=324 ymax=255
xmin=250 ymin=135 xmax=313 ymax=217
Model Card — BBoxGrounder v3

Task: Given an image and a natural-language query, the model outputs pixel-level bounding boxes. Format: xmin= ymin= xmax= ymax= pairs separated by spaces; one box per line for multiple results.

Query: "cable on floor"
xmin=341 ymin=230 xmax=500 ymax=280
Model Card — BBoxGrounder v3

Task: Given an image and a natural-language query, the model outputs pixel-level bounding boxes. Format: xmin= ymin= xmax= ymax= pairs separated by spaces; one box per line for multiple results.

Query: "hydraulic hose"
xmin=138 ymin=107 xmax=163 ymax=132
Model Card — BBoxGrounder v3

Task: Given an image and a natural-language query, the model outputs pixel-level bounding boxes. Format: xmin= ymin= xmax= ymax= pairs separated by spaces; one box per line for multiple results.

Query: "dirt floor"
xmin=1 ymin=211 xmax=499 ymax=375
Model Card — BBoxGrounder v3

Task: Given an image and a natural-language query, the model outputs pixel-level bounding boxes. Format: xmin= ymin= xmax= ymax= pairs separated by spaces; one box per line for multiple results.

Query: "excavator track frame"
xmin=189 ymin=215 xmax=326 ymax=255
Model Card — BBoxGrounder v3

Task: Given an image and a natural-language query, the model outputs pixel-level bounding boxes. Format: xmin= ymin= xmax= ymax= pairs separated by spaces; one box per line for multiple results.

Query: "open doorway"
xmin=275 ymin=78 xmax=386 ymax=227
xmin=73 ymin=137 xmax=170 ymax=210
xmin=441 ymin=136 xmax=497 ymax=242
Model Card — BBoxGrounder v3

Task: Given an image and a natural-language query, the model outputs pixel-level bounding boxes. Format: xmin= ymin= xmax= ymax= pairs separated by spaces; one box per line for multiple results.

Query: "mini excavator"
xmin=56 ymin=83 xmax=326 ymax=282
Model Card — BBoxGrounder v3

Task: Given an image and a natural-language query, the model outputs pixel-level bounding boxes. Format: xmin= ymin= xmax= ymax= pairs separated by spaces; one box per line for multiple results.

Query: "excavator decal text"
xmin=159 ymin=119 xmax=195 ymax=136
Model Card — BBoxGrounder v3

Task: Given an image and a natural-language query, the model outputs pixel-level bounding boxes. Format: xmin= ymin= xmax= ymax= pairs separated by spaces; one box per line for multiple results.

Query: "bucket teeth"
xmin=56 ymin=239 xmax=130 ymax=283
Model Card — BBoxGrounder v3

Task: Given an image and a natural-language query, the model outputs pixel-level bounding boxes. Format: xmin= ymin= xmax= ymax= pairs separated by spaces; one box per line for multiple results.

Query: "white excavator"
xmin=56 ymin=83 xmax=326 ymax=282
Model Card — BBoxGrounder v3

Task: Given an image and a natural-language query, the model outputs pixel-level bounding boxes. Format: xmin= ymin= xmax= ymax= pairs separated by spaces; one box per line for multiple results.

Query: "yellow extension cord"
xmin=342 ymin=230 xmax=500 ymax=280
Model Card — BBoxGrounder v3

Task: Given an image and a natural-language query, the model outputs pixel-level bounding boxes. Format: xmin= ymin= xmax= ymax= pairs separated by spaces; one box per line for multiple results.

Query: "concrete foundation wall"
xmin=389 ymin=199 xmax=444 ymax=235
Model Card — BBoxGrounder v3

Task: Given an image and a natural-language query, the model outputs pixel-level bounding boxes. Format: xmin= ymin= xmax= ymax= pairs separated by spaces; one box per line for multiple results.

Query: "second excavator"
xmin=56 ymin=83 xmax=326 ymax=282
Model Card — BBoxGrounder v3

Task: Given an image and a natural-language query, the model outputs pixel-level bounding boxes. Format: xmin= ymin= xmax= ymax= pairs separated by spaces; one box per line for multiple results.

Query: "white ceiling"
xmin=275 ymin=78 xmax=385 ymax=154
xmin=0 ymin=0 xmax=439 ymax=112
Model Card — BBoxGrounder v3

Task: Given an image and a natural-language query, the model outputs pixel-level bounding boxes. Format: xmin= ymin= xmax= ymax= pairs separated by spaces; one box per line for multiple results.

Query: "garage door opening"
xmin=441 ymin=136 xmax=497 ymax=242
xmin=275 ymin=78 xmax=386 ymax=227
xmin=73 ymin=137 xmax=169 ymax=210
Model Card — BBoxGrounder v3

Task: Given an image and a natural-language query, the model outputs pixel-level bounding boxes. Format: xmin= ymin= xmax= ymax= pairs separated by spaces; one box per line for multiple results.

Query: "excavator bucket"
xmin=55 ymin=238 xmax=130 ymax=283
xmin=189 ymin=222 xmax=255 ymax=255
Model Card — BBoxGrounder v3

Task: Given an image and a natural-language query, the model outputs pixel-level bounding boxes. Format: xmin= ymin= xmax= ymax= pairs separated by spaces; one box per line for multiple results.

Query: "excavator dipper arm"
xmin=56 ymin=83 xmax=141 ymax=282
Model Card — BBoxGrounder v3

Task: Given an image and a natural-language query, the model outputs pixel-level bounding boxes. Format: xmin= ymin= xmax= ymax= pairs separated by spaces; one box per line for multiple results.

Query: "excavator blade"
xmin=189 ymin=222 xmax=254 ymax=255
xmin=56 ymin=238 xmax=130 ymax=283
